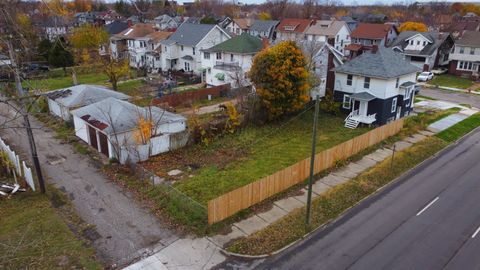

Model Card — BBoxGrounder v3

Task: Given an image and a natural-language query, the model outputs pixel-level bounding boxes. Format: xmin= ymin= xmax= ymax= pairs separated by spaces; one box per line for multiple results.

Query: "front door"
xmin=396 ymin=106 xmax=402 ymax=119
xmin=98 ymin=132 xmax=109 ymax=157
xmin=359 ymin=101 xmax=368 ymax=116
xmin=88 ymin=126 xmax=98 ymax=150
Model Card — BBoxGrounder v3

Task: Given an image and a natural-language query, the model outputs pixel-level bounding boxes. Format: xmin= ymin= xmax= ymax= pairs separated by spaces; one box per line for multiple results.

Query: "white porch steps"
xmin=345 ymin=118 xmax=360 ymax=129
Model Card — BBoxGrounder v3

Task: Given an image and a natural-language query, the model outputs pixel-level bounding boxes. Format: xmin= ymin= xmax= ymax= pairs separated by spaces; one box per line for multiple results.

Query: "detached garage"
xmin=70 ymin=97 xmax=187 ymax=164
xmin=45 ymin=84 xmax=130 ymax=121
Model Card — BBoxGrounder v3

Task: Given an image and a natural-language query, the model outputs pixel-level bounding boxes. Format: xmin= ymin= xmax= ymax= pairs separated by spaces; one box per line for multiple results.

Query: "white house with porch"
xmin=70 ymin=98 xmax=187 ymax=164
xmin=160 ymin=23 xmax=231 ymax=76
xmin=333 ymin=46 xmax=420 ymax=128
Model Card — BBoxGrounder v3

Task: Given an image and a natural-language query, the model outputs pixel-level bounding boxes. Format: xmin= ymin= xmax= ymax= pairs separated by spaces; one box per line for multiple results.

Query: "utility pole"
xmin=7 ymin=39 xmax=46 ymax=194
xmin=306 ymin=95 xmax=320 ymax=227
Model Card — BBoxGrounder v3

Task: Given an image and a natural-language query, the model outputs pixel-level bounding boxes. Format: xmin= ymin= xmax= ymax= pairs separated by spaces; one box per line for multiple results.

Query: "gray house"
xmin=391 ymin=31 xmax=454 ymax=71
xmin=248 ymin=20 xmax=280 ymax=40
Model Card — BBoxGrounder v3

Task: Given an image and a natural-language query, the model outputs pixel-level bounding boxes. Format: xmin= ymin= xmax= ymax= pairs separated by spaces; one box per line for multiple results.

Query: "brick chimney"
xmin=262 ymin=37 xmax=269 ymax=49
xmin=371 ymin=45 xmax=378 ymax=54
xmin=127 ymin=19 xmax=133 ymax=27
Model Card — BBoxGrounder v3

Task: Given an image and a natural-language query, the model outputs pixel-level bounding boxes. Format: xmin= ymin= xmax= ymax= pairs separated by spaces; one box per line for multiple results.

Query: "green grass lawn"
xmin=436 ymin=113 xmax=480 ymax=142
xmin=25 ymin=73 xmax=109 ymax=91
xmin=429 ymin=74 xmax=474 ymax=89
xmin=0 ymin=191 xmax=101 ymax=269
xmin=170 ymin=110 xmax=369 ymax=205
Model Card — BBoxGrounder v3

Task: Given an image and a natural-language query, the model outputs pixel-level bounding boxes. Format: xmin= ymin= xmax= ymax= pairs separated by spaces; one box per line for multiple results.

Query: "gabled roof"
xmin=456 ymin=30 xmax=480 ymax=47
xmin=233 ymin=18 xmax=253 ymax=30
xmin=276 ymin=18 xmax=314 ymax=34
xmin=70 ymin=97 xmax=185 ymax=134
xmin=333 ymin=47 xmax=420 ymax=79
xmin=203 ymin=33 xmax=263 ymax=54
xmin=113 ymin=23 xmax=156 ymax=39
xmin=249 ymin=20 xmax=280 ymax=32
xmin=145 ymin=31 xmax=172 ymax=43
xmin=390 ymin=31 xmax=451 ymax=56
xmin=305 ymin=20 xmax=349 ymax=37
xmin=161 ymin=23 xmax=228 ymax=46
xmin=351 ymin=23 xmax=396 ymax=40
xmin=45 ymin=84 xmax=130 ymax=108
xmin=105 ymin=20 xmax=129 ymax=35
xmin=298 ymin=40 xmax=344 ymax=65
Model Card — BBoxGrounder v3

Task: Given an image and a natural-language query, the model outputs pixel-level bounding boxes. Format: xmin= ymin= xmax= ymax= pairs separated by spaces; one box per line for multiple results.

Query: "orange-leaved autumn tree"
xmin=70 ymin=24 xmax=108 ymax=64
xmin=398 ymin=22 xmax=428 ymax=33
xmin=249 ymin=40 xmax=310 ymax=120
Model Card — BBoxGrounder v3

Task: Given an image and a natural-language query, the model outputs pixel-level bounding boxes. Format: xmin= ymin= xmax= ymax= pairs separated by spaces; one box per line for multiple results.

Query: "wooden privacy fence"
xmin=207 ymin=119 xmax=404 ymax=224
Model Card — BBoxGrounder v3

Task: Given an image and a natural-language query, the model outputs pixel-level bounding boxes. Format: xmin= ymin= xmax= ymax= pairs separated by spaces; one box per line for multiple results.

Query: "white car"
xmin=417 ymin=72 xmax=434 ymax=82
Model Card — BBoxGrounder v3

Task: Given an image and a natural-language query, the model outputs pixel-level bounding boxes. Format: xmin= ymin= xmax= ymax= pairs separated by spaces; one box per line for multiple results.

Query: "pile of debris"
xmin=0 ymin=182 xmax=26 ymax=196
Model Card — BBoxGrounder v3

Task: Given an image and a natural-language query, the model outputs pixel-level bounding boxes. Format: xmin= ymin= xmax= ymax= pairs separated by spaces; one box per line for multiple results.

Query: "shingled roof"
xmin=305 ymin=20 xmax=349 ymax=37
xmin=334 ymin=47 xmax=420 ymax=79
xmin=250 ymin=20 xmax=280 ymax=33
xmin=351 ymin=23 xmax=396 ymax=39
xmin=161 ymin=23 xmax=227 ymax=46
xmin=456 ymin=30 xmax=480 ymax=47
xmin=390 ymin=31 xmax=451 ymax=56
xmin=203 ymin=33 xmax=263 ymax=54
xmin=113 ymin=23 xmax=156 ymax=39
xmin=276 ymin=18 xmax=314 ymax=34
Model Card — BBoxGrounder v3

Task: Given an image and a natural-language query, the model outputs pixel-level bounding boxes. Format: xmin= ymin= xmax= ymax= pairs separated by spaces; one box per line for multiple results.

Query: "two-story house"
xmin=225 ymin=18 xmax=253 ymax=36
xmin=275 ymin=18 xmax=315 ymax=42
xmin=448 ymin=30 xmax=480 ymax=79
xmin=40 ymin=16 xmax=72 ymax=41
xmin=346 ymin=23 xmax=398 ymax=58
xmin=153 ymin=14 xmax=181 ymax=31
xmin=333 ymin=46 xmax=420 ymax=128
xmin=160 ymin=23 xmax=231 ymax=75
xmin=304 ymin=20 xmax=351 ymax=54
xmin=391 ymin=31 xmax=454 ymax=71
xmin=145 ymin=31 xmax=172 ymax=72
xmin=247 ymin=20 xmax=280 ymax=40
xmin=300 ymin=40 xmax=344 ymax=99
xmin=109 ymin=23 xmax=156 ymax=62
xmin=201 ymin=33 xmax=264 ymax=87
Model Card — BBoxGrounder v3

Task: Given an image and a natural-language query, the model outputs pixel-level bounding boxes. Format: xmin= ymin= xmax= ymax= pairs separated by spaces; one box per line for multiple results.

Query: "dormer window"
xmin=410 ymin=40 xmax=414 ymax=45
xmin=284 ymin=25 xmax=297 ymax=31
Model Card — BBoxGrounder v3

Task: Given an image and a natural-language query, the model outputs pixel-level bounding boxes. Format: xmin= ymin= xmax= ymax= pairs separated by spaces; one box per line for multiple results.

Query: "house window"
xmin=396 ymin=78 xmax=399 ymax=88
xmin=343 ymin=95 xmax=351 ymax=109
xmin=181 ymin=45 xmax=184 ymax=51
xmin=417 ymin=40 xmax=420 ymax=45
xmin=184 ymin=62 xmax=190 ymax=71
xmin=204 ymin=52 xmax=210 ymax=59
xmin=347 ymin=74 xmax=353 ymax=86
xmin=391 ymin=97 xmax=397 ymax=113
xmin=230 ymin=54 xmax=234 ymax=61
xmin=165 ymin=46 xmax=167 ymax=52
xmin=460 ymin=47 xmax=465 ymax=54
xmin=216 ymin=52 xmax=222 ymax=60
xmin=193 ymin=47 xmax=195 ymax=55
xmin=458 ymin=61 xmax=474 ymax=70
xmin=364 ymin=77 xmax=370 ymax=89
xmin=336 ymin=34 xmax=339 ymax=41
xmin=423 ymin=41 xmax=426 ymax=46
xmin=410 ymin=40 xmax=414 ymax=45
xmin=471 ymin=47 xmax=475 ymax=55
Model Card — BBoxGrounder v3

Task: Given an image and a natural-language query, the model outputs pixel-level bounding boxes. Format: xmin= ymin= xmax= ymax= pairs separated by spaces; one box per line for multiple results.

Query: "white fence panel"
xmin=0 ymin=136 xmax=35 ymax=191
xmin=22 ymin=161 xmax=35 ymax=191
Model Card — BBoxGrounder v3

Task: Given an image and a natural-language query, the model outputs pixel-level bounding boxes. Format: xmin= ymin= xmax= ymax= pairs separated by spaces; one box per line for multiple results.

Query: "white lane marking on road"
xmin=472 ymin=225 xmax=480 ymax=238
xmin=416 ymin=197 xmax=440 ymax=216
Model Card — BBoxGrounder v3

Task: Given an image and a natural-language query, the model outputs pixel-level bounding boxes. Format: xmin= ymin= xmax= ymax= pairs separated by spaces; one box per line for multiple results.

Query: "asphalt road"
xmin=420 ymin=87 xmax=480 ymax=108
xmin=256 ymin=128 xmax=480 ymax=270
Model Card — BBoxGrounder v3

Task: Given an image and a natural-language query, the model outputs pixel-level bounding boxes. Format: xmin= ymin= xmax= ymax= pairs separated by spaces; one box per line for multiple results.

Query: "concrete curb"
xmin=424 ymin=83 xmax=480 ymax=95
xmin=219 ymin=128 xmax=479 ymax=259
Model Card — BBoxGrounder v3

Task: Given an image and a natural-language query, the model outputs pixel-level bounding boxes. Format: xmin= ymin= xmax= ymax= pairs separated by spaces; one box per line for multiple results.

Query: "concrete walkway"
xmin=123 ymin=103 xmax=478 ymax=269
xmin=424 ymin=83 xmax=480 ymax=95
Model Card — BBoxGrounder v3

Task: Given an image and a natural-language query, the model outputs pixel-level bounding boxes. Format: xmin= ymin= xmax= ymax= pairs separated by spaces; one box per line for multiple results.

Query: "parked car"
xmin=417 ymin=72 xmax=434 ymax=82
xmin=431 ymin=68 xmax=447 ymax=75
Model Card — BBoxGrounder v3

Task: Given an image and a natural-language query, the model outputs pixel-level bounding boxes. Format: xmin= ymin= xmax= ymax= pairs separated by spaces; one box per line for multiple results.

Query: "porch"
xmin=345 ymin=92 xmax=377 ymax=129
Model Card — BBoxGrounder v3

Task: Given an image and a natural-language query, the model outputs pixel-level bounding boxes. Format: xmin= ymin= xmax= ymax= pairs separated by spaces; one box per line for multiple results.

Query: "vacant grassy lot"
xmin=429 ymin=74 xmax=473 ymax=89
xmin=144 ymin=110 xmax=369 ymax=205
xmin=0 ymin=191 xmax=101 ymax=269
xmin=25 ymin=73 xmax=110 ymax=91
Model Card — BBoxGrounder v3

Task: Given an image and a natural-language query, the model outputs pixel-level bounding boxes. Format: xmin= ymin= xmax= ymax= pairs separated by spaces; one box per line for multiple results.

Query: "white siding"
xmin=335 ymin=73 xmax=416 ymax=99
xmin=73 ymin=115 xmax=89 ymax=143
